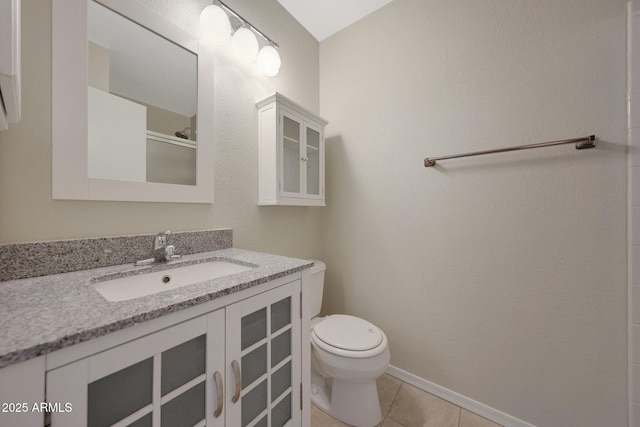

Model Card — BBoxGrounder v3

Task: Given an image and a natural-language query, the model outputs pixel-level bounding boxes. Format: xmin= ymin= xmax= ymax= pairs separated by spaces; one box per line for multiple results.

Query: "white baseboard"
xmin=385 ymin=365 xmax=536 ymax=427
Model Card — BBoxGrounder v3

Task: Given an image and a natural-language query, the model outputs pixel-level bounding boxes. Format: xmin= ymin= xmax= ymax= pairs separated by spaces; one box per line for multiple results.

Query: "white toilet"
xmin=308 ymin=260 xmax=390 ymax=427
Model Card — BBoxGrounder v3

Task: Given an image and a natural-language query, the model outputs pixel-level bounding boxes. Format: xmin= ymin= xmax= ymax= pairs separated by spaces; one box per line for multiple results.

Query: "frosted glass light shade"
xmin=231 ymin=27 xmax=259 ymax=62
xmin=257 ymin=45 xmax=281 ymax=76
xmin=200 ymin=5 xmax=231 ymax=45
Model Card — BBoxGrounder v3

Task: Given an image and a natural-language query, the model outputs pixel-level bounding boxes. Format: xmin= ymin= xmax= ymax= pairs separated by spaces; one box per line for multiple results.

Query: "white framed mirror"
xmin=52 ymin=0 xmax=215 ymax=203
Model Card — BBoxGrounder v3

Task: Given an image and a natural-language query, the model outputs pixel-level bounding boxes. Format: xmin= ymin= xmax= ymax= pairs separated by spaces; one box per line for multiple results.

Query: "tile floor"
xmin=310 ymin=374 xmax=503 ymax=427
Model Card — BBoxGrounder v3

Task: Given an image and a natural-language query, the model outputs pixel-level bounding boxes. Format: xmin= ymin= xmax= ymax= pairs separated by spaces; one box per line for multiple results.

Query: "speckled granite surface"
xmin=0 ymin=229 xmax=232 ymax=281
xmin=0 ymin=248 xmax=313 ymax=368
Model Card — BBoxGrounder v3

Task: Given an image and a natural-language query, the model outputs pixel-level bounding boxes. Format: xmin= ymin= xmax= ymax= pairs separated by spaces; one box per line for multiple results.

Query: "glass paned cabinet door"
xmin=282 ymin=115 xmax=301 ymax=194
xmin=306 ymin=126 xmax=321 ymax=196
xmin=227 ymin=280 xmax=301 ymax=427
xmin=46 ymin=313 xmax=223 ymax=427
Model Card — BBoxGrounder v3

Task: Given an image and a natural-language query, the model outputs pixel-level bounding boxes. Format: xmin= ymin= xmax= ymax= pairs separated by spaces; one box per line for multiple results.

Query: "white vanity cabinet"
xmin=257 ymin=93 xmax=328 ymax=206
xmin=45 ymin=279 xmax=302 ymax=427
xmin=0 ymin=357 xmax=45 ymax=427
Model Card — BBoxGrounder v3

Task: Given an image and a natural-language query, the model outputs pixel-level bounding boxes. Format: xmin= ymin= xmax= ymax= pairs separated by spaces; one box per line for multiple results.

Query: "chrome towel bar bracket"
xmin=424 ymin=135 xmax=596 ymax=167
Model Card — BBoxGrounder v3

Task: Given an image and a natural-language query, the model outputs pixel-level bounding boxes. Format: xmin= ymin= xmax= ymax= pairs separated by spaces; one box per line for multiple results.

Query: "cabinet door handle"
xmin=213 ymin=371 xmax=224 ymax=418
xmin=231 ymin=359 xmax=241 ymax=403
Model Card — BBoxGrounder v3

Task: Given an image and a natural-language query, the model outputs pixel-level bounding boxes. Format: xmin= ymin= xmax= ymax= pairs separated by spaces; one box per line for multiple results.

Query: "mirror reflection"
xmin=87 ymin=1 xmax=198 ymax=186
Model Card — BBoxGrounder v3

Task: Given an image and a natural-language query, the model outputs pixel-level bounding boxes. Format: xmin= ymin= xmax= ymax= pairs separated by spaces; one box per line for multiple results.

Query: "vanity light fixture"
xmin=231 ymin=26 xmax=259 ymax=63
xmin=200 ymin=0 xmax=281 ymax=76
xmin=199 ymin=3 xmax=232 ymax=45
xmin=256 ymin=44 xmax=281 ymax=77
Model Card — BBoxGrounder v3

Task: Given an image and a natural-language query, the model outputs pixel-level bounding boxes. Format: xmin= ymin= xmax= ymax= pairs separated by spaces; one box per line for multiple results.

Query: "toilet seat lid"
xmin=313 ymin=314 xmax=383 ymax=351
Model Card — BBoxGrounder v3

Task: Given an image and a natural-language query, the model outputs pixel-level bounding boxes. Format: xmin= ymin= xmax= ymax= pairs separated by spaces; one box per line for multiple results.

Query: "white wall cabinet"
xmin=257 ymin=93 xmax=328 ymax=206
xmin=45 ymin=279 xmax=302 ymax=427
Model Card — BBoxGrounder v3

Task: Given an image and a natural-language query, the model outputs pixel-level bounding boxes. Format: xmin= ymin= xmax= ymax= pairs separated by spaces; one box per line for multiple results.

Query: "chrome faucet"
xmin=135 ymin=230 xmax=181 ymax=266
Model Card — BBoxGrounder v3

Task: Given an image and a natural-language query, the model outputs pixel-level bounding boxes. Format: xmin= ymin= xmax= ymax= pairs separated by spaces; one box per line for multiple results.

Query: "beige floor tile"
xmin=311 ymin=404 xmax=351 ymax=427
xmin=378 ymin=373 xmax=403 ymax=419
xmin=380 ymin=417 xmax=405 ymax=427
xmin=459 ymin=409 xmax=502 ymax=427
xmin=387 ymin=383 xmax=460 ymax=427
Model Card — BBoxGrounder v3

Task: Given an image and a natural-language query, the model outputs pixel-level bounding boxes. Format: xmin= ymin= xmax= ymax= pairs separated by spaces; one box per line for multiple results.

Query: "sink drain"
xmin=161 ymin=275 xmax=171 ymax=284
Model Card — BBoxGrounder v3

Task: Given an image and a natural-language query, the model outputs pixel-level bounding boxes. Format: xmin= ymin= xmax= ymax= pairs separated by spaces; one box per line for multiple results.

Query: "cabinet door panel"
xmin=254 ymin=415 xmax=268 ymax=427
xmin=88 ymin=358 xmax=153 ymax=427
xmin=226 ymin=280 xmax=301 ymax=427
xmin=241 ymin=307 xmax=267 ymax=350
xmin=0 ymin=357 xmax=45 ymax=427
xmin=271 ymin=361 xmax=292 ymax=402
xmin=305 ymin=126 xmax=321 ymax=197
xmin=271 ymin=296 xmax=291 ymax=333
xmin=47 ymin=358 xmax=88 ymax=426
xmin=242 ymin=343 xmax=267 ymax=388
xmin=272 ymin=393 xmax=292 ymax=427
xmin=47 ymin=311 xmax=226 ymax=427
xmin=241 ymin=379 xmax=268 ymax=427
xmin=128 ymin=413 xmax=152 ymax=427
xmin=282 ymin=114 xmax=302 ymax=194
xmin=271 ymin=329 xmax=291 ymax=368
xmin=161 ymin=381 xmax=205 ymax=427
xmin=161 ymin=334 xmax=206 ymax=395
xmin=206 ymin=309 xmax=226 ymax=427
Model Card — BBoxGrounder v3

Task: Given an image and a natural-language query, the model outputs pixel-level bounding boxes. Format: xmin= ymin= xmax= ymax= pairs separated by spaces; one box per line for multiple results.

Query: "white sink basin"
xmin=93 ymin=260 xmax=254 ymax=302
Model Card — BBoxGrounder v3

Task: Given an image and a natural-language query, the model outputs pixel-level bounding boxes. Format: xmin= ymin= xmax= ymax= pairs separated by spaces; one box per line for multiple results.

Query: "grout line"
xmin=388 ymin=381 xmax=403 ymax=412
xmin=386 ymin=383 xmax=404 ymax=425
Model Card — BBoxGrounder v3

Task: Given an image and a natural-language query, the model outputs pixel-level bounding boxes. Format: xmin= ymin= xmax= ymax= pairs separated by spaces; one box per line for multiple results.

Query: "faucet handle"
xmin=164 ymin=245 xmax=181 ymax=261
xmin=165 ymin=245 xmax=175 ymax=258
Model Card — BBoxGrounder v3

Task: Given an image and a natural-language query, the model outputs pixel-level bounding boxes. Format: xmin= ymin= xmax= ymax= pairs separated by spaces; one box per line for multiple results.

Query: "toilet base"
xmin=311 ymin=374 xmax=382 ymax=427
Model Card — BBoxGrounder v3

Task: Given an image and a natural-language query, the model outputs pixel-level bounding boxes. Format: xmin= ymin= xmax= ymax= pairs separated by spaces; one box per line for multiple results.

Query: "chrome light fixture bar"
xmin=217 ymin=0 xmax=279 ymax=49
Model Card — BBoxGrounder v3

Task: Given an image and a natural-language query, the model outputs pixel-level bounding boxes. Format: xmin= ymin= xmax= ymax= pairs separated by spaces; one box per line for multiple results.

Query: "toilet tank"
xmin=308 ymin=260 xmax=326 ymax=319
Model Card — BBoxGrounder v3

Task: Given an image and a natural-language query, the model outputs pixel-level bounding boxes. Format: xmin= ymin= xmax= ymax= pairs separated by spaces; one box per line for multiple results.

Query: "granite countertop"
xmin=0 ymin=248 xmax=313 ymax=369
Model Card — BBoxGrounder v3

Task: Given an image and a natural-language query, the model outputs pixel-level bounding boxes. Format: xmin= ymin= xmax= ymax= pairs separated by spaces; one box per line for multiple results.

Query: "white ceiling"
xmin=276 ymin=0 xmax=394 ymax=41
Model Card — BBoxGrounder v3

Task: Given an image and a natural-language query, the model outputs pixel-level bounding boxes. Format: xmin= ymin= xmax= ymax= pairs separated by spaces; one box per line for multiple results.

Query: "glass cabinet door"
xmin=305 ymin=125 xmax=322 ymax=198
xmin=47 ymin=311 xmax=225 ymax=427
xmin=281 ymin=114 xmax=302 ymax=195
xmin=226 ymin=281 xmax=301 ymax=427
xmin=85 ymin=333 xmax=208 ymax=427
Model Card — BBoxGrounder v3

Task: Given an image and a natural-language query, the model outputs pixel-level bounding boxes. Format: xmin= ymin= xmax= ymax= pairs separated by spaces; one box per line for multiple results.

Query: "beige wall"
xmin=319 ymin=1 xmax=628 ymax=426
xmin=0 ymin=0 xmax=629 ymax=425
xmin=0 ymin=0 xmax=322 ymax=260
